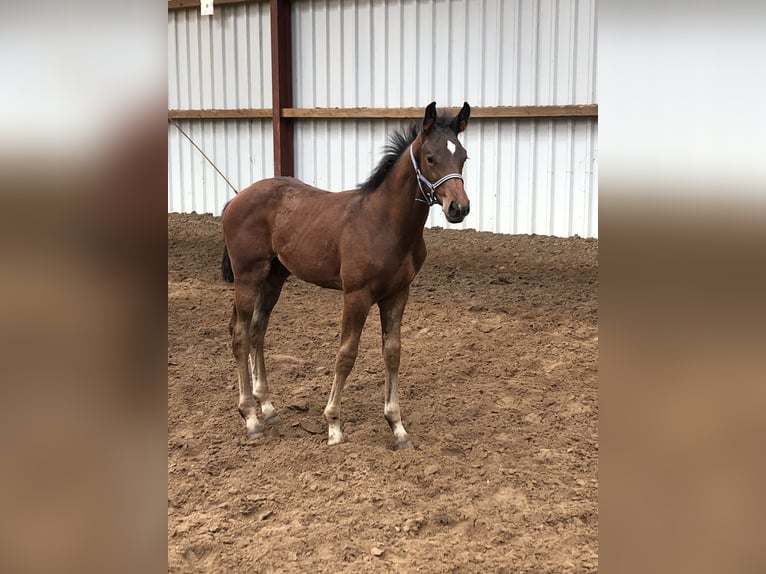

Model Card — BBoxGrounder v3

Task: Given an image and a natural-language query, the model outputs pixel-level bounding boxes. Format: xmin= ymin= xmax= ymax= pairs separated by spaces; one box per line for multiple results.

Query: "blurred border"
xmin=601 ymin=1 xmax=766 ymax=572
xmin=0 ymin=2 xmax=167 ymax=573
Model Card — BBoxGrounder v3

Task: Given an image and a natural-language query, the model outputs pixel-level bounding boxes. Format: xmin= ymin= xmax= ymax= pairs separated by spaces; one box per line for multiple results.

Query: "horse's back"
xmin=226 ymin=178 xmax=314 ymax=228
xmin=223 ymin=178 xmax=360 ymax=284
xmin=233 ymin=176 xmax=351 ymax=206
xmin=228 ymin=177 xmax=301 ymax=211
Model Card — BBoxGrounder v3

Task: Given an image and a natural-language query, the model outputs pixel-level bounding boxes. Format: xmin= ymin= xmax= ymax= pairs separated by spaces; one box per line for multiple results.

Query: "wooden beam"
xmin=168 ymin=0 xmax=264 ymax=11
xmin=474 ymin=104 xmax=598 ymax=118
xmin=270 ymin=0 xmax=294 ymax=176
xmin=281 ymin=104 xmax=598 ymax=119
xmin=168 ymin=109 xmax=272 ymax=119
xmin=281 ymin=107 xmax=427 ymax=119
xmin=168 ymin=105 xmax=598 ymax=121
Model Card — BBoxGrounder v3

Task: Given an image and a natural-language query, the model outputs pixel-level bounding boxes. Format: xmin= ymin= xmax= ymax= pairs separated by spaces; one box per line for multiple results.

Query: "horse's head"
xmin=414 ymin=102 xmax=471 ymax=223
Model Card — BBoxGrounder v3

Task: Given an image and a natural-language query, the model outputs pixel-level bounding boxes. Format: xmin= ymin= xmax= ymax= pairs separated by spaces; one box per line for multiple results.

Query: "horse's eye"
xmin=426 ymin=156 xmax=434 ymax=164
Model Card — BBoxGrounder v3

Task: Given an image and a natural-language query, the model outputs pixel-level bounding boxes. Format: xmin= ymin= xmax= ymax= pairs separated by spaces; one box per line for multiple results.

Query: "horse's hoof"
xmin=395 ymin=438 xmax=414 ymax=451
xmin=263 ymin=412 xmax=280 ymax=426
xmin=246 ymin=426 xmax=265 ymax=440
xmin=247 ymin=423 xmax=263 ymax=440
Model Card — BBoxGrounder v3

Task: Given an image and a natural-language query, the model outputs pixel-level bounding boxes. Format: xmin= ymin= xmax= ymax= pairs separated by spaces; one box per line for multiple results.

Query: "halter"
xmin=409 ymin=144 xmax=464 ymax=206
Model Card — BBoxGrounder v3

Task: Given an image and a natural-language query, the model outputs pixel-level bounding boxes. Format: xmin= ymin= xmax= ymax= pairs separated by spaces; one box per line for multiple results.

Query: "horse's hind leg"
xmin=231 ymin=262 xmax=271 ymax=439
xmin=249 ymin=259 xmax=290 ymax=425
xmin=378 ymin=287 xmax=413 ymax=450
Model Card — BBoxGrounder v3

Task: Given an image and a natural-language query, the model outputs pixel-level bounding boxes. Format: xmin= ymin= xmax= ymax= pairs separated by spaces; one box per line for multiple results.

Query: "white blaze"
xmin=446 ymin=140 xmax=456 ymax=155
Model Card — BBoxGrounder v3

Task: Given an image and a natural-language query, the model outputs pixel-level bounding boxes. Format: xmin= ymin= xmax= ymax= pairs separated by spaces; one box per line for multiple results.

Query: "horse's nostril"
xmin=448 ymin=200 xmax=460 ymax=217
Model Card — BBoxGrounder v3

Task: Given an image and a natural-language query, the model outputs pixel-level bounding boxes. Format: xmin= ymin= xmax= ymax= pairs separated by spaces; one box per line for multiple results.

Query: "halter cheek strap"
xmin=409 ymin=144 xmax=464 ymax=206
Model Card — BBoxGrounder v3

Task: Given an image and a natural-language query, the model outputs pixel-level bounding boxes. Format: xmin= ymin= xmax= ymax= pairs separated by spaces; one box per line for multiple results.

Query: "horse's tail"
xmin=221 ymin=244 xmax=234 ymax=283
xmin=221 ymin=200 xmax=235 ymax=283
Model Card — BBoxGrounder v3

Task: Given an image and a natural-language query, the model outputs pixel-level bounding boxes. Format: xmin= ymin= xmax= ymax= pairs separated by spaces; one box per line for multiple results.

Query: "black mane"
xmin=360 ymin=115 xmax=454 ymax=192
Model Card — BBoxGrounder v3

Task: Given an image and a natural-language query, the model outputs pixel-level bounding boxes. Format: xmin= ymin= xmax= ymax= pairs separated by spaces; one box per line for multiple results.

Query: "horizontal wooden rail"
xmin=168 ymin=105 xmax=597 ymax=120
xmin=283 ymin=104 xmax=597 ymax=118
xmin=168 ymin=108 xmax=272 ymax=119
xmin=471 ymin=104 xmax=597 ymax=118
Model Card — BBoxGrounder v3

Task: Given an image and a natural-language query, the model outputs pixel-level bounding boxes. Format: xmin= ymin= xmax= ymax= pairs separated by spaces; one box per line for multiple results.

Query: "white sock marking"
xmin=328 ymin=423 xmax=343 ymax=445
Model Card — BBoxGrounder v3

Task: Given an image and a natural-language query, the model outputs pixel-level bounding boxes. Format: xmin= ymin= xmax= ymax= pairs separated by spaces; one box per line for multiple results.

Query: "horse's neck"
xmin=374 ymin=152 xmax=430 ymax=242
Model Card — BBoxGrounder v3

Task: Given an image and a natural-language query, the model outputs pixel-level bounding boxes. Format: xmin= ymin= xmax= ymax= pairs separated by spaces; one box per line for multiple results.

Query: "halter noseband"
xmin=409 ymin=144 xmax=464 ymax=206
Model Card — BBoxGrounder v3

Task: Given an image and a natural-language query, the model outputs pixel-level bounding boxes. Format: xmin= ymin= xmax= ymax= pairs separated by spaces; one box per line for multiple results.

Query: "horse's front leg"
xmin=324 ymin=291 xmax=371 ymax=446
xmin=378 ymin=286 xmax=413 ymax=450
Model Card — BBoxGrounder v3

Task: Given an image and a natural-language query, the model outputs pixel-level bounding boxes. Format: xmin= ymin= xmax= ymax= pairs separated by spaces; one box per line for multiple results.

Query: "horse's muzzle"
xmin=446 ymin=200 xmax=470 ymax=223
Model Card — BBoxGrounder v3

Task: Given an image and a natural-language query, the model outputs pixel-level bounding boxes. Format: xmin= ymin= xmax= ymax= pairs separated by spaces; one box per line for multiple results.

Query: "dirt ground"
xmin=168 ymin=212 xmax=598 ymax=573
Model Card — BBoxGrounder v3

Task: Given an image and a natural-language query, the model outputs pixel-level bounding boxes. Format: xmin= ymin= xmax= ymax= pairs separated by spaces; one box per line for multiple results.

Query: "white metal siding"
xmin=168 ymin=0 xmax=598 ymax=236
xmin=292 ymin=0 xmax=596 ymax=108
xmin=168 ymin=2 xmax=272 ymax=109
xmin=168 ymin=3 xmax=273 ymax=214
xmin=168 ymin=118 xmax=273 ymax=214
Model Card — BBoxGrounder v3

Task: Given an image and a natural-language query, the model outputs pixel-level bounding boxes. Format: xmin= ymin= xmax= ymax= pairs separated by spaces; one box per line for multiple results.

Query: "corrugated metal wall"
xmin=292 ymin=0 xmax=596 ymax=108
xmin=168 ymin=2 xmax=273 ymax=213
xmin=168 ymin=118 xmax=273 ymax=214
xmin=168 ymin=0 xmax=598 ymax=237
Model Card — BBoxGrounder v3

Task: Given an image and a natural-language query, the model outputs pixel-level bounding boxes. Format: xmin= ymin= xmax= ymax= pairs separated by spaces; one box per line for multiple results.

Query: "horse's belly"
xmin=276 ymin=254 xmax=342 ymax=290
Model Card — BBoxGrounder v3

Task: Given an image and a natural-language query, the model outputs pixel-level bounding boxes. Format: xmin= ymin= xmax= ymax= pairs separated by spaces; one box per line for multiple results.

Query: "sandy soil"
xmin=168 ymin=212 xmax=598 ymax=573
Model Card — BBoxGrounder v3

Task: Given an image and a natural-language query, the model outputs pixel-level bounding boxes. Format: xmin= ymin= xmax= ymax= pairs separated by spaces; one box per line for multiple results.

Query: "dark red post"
xmin=270 ymin=0 xmax=294 ymax=176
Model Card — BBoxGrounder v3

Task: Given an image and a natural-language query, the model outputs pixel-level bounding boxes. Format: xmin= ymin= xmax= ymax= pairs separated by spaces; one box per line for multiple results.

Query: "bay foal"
xmin=223 ymin=102 xmax=471 ymax=449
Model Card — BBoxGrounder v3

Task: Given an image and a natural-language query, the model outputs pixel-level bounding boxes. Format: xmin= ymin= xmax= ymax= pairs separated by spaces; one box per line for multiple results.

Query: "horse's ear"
xmin=422 ymin=102 xmax=437 ymax=135
xmin=450 ymin=102 xmax=471 ymax=134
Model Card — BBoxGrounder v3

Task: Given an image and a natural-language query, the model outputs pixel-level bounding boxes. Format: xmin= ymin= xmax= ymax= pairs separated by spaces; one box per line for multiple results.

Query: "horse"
xmin=222 ymin=102 xmax=471 ymax=449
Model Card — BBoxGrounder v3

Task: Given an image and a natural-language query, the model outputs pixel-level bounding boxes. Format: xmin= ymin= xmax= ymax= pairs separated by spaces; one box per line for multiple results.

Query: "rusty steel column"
xmin=270 ymin=0 xmax=294 ymax=176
